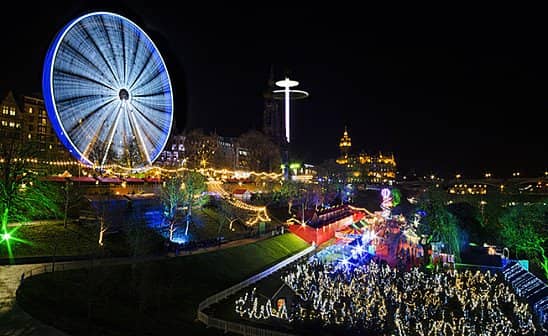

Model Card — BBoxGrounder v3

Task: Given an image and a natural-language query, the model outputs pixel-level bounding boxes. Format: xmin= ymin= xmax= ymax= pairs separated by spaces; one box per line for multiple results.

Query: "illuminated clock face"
xmin=43 ymin=12 xmax=174 ymax=168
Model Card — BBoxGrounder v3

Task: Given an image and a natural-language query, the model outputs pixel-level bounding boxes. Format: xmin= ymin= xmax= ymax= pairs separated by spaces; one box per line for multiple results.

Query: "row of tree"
xmin=415 ymin=187 xmax=547 ymax=280
xmin=181 ymin=129 xmax=281 ymax=172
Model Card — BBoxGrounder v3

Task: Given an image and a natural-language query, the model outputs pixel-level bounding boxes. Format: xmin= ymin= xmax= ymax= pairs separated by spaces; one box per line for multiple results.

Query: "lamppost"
xmin=272 ymin=76 xmax=308 ymax=180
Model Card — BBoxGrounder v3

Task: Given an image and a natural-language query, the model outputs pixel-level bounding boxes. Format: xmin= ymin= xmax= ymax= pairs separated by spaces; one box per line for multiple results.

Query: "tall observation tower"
xmin=272 ymin=73 xmax=308 ymax=179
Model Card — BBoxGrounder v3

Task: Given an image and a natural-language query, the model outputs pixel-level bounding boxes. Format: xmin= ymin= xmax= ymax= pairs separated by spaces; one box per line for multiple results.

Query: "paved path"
xmin=0 ymin=234 xmax=270 ymax=336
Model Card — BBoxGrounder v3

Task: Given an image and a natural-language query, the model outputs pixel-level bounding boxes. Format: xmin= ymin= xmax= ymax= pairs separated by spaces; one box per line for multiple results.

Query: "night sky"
xmin=1 ymin=2 xmax=546 ymax=177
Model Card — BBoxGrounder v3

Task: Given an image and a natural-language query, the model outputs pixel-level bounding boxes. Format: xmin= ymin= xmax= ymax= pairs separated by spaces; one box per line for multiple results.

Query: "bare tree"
xmin=160 ymin=176 xmax=185 ymax=241
xmin=180 ymin=171 xmax=207 ymax=235
xmin=237 ymin=130 xmax=281 ymax=172
xmin=183 ymin=129 xmax=218 ymax=169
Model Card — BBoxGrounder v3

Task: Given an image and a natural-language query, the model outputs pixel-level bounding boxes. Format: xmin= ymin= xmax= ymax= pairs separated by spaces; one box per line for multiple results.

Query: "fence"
xmin=197 ymin=244 xmax=316 ymax=336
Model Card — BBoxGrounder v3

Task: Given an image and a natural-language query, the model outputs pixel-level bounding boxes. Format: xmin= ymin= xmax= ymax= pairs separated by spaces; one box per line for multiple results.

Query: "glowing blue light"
xmin=43 ymin=12 xmax=174 ymax=168
xmin=171 ymin=237 xmax=187 ymax=244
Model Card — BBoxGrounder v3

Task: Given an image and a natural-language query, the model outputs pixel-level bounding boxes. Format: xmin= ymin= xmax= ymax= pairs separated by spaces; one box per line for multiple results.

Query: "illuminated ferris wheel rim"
xmin=42 ymin=11 xmax=174 ymax=167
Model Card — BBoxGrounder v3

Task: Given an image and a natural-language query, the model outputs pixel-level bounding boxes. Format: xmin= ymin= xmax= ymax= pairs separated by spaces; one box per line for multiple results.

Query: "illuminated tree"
xmin=499 ymin=202 xmax=548 ymax=279
xmin=89 ymin=193 xmax=111 ymax=247
xmin=183 ymin=129 xmax=218 ymax=169
xmin=160 ymin=176 xmax=185 ymax=241
xmin=61 ymin=177 xmax=84 ymax=228
xmin=180 ymin=171 xmax=207 ymax=236
xmin=416 ymin=188 xmax=461 ymax=262
xmin=276 ymin=180 xmax=301 ymax=214
xmin=0 ymin=140 xmax=60 ymax=261
xmin=236 ymin=130 xmax=281 ymax=172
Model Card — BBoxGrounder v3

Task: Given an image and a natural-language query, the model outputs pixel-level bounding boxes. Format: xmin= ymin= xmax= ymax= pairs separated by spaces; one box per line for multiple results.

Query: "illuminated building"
xmin=336 ymin=127 xmax=352 ymax=165
xmin=155 ymin=132 xmax=252 ymax=171
xmin=335 ymin=128 xmax=397 ymax=186
xmin=448 ymin=183 xmax=488 ymax=195
xmin=157 ymin=134 xmax=185 ymax=167
xmin=0 ymin=89 xmax=74 ymax=166
xmin=290 ymin=163 xmax=317 ymax=183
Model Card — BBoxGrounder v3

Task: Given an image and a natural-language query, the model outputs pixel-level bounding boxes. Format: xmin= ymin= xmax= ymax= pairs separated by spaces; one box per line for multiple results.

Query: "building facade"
xmin=335 ymin=128 xmax=397 ymax=186
xmin=0 ymin=90 xmax=75 ymax=171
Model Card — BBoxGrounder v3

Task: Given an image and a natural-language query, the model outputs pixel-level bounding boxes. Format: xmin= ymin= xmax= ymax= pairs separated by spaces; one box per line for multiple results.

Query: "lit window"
xmin=16 ymin=123 xmax=20 ymax=128
xmin=2 ymin=106 xmax=8 ymax=114
xmin=9 ymin=121 xmax=15 ymax=128
xmin=29 ymin=107 xmax=33 ymax=114
xmin=9 ymin=107 xmax=16 ymax=116
xmin=28 ymin=133 xmax=31 ymax=139
xmin=1 ymin=120 xmax=7 ymax=127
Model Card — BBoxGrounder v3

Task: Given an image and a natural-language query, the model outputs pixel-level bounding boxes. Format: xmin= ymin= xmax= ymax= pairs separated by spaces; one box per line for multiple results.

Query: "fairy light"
xmin=207 ymin=181 xmax=271 ymax=225
xmin=238 ymin=248 xmax=540 ymax=335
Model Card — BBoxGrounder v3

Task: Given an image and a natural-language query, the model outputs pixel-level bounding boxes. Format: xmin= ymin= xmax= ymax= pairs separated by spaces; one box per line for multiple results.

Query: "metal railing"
xmin=197 ymin=244 xmax=316 ymax=336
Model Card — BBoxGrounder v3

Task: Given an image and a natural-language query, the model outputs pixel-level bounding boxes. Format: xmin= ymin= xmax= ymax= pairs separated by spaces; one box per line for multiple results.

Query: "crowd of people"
xmin=279 ymin=256 xmax=541 ymax=335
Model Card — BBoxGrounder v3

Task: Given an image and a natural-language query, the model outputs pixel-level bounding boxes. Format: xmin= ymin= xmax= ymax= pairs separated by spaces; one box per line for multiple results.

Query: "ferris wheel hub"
xmin=118 ymin=88 xmax=130 ymax=101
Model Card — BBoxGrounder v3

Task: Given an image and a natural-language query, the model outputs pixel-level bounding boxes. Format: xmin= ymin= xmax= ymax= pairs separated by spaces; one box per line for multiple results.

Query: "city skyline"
xmin=1 ymin=1 xmax=546 ymax=177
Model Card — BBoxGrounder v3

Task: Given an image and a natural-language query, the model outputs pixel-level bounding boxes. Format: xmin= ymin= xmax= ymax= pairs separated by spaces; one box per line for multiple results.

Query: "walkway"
xmin=0 ymin=234 xmax=270 ymax=336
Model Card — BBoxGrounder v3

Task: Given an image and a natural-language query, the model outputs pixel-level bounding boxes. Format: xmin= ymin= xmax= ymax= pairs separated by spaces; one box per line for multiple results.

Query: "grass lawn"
xmin=0 ymin=222 xmax=165 ymax=262
xmin=17 ymin=233 xmax=309 ymax=336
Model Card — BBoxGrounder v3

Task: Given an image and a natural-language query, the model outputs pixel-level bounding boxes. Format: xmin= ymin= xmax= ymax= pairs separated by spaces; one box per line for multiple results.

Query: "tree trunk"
xmin=184 ymin=203 xmax=192 ymax=236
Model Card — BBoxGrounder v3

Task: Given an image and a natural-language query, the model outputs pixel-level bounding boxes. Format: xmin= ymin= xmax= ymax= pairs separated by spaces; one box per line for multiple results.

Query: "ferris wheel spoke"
xmin=79 ymin=22 xmax=122 ymax=87
xmin=98 ymin=15 xmax=121 ymax=83
xmin=65 ymin=96 xmax=117 ymax=135
xmin=124 ymin=30 xmax=142 ymax=89
xmin=101 ymin=103 xmax=124 ymax=166
xmin=81 ymin=101 xmax=121 ymax=159
xmin=54 ymin=68 xmax=117 ymax=92
xmin=127 ymin=108 xmax=151 ymax=164
xmin=131 ymin=66 xmax=164 ymax=93
xmin=58 ymin=40 xmax=118 ymax=89
xmin=120 ymin=20 xmax=127 ymax=85
xmin=129 ymin=104 xmax=166 ymax=148
xmin=69 ymin=99 xmax=119 ymax=151
xmin=130 ymin=100 xmax=170 ymax=134
xmin=128 ymin=51 xmax=154 ymax=91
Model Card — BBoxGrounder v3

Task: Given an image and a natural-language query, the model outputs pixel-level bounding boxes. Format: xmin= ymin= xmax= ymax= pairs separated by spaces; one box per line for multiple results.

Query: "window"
xmin=9 ymin=107 xmax=16 ymax=116
xmin=41 ymin=118 xmax=47 ymax=125
xmin=29 ymin=107 xmax=33 ymax=114
xmin=2 ymin=106 xmax=8 ymax=115
xmin=29 ymin=125 xmax=33 ymax=131
xmin=40 ymin=109 xmax=46 ymax=116
xmin=38 ymin=126 xmax=46 ymax=133
xmin=9 ymin=121 xmax=15 ymax=128
xmin=1 ymin=120 xmax=7 ymax=127
xmin=28 ymin=133 xmax=31 ymax=139
xmin=16 ymin=123 xmax=20 ymax=128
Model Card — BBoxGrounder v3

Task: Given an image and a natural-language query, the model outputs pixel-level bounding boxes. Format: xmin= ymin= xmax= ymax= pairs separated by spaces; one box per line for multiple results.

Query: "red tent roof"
xmin=70 ymin=176 xmax=97 ymax=183
xmin=233 ymin=188 xmax=249 ymax=194
xmin=96 ymin=176 xmax=122 ymax=183
xmin=42 ymin=176 xmax=68 ymax=183
xmin=124 ymin=177 xmax=144 ymax=183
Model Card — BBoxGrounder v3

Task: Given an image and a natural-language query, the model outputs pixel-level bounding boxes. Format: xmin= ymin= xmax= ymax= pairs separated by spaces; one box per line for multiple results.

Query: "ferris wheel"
xmin=42 ymin=12 xmax=174 ymax=169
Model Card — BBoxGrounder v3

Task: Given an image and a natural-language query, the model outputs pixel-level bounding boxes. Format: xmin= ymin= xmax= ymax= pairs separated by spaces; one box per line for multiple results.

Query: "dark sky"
xmin=1 ymin=1 xmax=547 ymax=177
